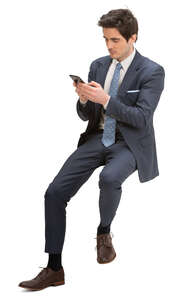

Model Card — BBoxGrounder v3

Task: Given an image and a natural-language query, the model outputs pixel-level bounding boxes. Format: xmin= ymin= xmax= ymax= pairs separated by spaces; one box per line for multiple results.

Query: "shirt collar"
xmin=112 ymin=46 xmax=136 ymax=71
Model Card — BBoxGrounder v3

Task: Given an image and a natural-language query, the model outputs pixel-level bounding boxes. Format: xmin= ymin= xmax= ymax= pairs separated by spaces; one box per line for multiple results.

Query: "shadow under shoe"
xmin=95 ymin=232 xmax=116 ymax=264
xmin=18 ymin=266 xmax=65 ymax=291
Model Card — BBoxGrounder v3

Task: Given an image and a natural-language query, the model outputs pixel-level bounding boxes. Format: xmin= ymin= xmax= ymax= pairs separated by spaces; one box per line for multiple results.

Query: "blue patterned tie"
xmin=101 ymin=62 xmax=122 ymax=147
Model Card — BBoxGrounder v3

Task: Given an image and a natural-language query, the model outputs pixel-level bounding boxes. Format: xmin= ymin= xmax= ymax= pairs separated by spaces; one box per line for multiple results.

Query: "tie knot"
xmin=116 ymin=62 xmax=122 ymax=70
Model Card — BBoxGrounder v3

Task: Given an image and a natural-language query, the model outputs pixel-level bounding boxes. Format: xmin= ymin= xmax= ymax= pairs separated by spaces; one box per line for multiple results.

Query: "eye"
xmin=103 ymin=38 xmax=119 ymax=43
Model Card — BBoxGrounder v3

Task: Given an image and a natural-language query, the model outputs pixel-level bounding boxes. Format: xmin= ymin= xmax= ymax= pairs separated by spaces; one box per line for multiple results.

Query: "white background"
xmin=0 ymin=0 xmax=191 ymax=298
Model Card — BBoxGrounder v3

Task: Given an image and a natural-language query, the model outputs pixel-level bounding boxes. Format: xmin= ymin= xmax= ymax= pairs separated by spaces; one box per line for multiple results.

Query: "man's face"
xmin=102 ymin=27 xmax=136 ymax=62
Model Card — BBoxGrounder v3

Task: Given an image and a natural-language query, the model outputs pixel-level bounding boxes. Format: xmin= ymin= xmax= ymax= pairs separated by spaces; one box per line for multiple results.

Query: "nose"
xmin=106 ymin=40 xmax=114 ymax=48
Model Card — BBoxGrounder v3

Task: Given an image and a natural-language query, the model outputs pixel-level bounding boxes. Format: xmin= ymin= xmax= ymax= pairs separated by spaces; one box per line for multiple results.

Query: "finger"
xmin=78 ymin=82 xmax=85 ymax=88
xmin=75 ymin=88 xmax=80 ymax=95
xmin=80 ymin=84 xmax=95 ymax=93
xmin=89 ymin=81 xmax=100 ymax=87
xmin=80 ymin=91 xmax=91 ymax=98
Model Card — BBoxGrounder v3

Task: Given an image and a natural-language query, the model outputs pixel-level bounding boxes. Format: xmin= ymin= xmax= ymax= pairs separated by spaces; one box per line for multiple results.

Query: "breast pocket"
xmin=119 ymin=89 xmax=140 ymax=105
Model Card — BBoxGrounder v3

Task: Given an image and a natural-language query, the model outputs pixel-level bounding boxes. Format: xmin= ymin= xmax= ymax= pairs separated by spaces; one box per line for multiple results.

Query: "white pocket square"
xmin=126 ymin=89 xmax=140 ymax=93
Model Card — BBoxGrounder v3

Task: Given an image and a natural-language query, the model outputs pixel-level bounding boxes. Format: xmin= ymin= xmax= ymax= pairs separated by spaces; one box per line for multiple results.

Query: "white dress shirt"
xmin=80 ymin=46 xmax=136 ymax=129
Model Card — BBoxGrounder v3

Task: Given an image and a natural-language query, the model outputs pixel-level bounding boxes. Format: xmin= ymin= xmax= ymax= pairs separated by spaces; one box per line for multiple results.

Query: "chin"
xmin=110 ymin=53 xmax=118 ymax=58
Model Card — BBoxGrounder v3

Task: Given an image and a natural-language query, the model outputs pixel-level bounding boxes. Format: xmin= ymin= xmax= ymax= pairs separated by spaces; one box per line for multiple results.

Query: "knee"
xmin=44 ymin=183 xmax=68 ymax=214
xmin=44 ymin=183 xmax=65 ymax=205
xmin=99 ymin=172 xmax=120 ymax=188
xmin=44 ymin=182 xmax=57 ymax=198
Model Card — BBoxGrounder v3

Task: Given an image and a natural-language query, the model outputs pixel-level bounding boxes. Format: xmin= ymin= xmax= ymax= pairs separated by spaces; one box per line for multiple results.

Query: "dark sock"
xmin=47 ymin=253 xmax=62 ymax=271
xmin=97 ymin=222 xmax=111 ymax=235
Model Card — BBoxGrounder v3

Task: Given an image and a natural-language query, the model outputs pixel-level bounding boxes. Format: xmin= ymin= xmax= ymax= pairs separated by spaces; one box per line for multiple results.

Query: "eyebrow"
xmin=103 ymin=36 xmax=120 ymax=40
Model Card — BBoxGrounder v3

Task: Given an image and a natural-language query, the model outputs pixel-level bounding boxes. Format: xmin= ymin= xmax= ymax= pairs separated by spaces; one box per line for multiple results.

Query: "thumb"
xmin=89 ymin=81 xmax=100 ymax=87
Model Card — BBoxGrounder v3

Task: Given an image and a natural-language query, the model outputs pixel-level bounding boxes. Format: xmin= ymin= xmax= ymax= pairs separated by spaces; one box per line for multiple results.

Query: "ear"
xmin=131 ymin=33 xmax=137 ymax=42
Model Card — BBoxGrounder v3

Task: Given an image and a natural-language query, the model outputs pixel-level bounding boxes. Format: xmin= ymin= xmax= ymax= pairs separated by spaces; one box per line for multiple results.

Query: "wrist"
xmin=102 ymin=95 xmax=110 ymax=109
xmin=80 ymin=98 xmax=88 ymax=104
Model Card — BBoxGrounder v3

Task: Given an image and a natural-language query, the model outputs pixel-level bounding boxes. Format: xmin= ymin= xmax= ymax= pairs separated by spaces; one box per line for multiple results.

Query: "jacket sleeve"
xmin=105 ymin=65 xmax=165 ymax=128
xmin=76 ymin=61 xmax=96 ymax=121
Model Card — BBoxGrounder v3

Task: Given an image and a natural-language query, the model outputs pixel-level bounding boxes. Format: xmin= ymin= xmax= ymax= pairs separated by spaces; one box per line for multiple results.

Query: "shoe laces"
xmin=94 ymin=232 xmax=114 ymax=250
xmin=34 ymin=266 xmax=49 ymax=280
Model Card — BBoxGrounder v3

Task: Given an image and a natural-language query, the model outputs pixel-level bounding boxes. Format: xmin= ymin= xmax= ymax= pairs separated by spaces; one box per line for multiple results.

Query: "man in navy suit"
xmin=19 ymin=8 xmax=165 ymax=290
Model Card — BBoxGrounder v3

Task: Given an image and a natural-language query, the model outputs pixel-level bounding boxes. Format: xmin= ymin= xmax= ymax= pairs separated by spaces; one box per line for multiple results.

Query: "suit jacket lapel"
xmin=118 ymin=49 xmax=143 ymax=93
xmin=94 ymin=49 xmax=143 ymax=126
xmin=98 ymin=57 xmax=112 ymax=89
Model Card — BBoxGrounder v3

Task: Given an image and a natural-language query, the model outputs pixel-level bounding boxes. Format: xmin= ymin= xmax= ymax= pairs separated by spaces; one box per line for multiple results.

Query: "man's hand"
xmin=73 ymin=81 xmax=89 ymax=102
xmin=77 ymin=81 xmax=110 ymax=106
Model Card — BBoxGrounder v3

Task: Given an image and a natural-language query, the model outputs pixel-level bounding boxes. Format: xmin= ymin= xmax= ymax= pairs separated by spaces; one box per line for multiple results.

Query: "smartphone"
xmin=69 ymin=75 xmax=85 ymax=84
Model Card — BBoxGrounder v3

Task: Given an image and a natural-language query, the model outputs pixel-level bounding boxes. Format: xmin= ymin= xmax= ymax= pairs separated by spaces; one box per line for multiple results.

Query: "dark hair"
xmin=97 ymin=8 xmax=138 ymax=43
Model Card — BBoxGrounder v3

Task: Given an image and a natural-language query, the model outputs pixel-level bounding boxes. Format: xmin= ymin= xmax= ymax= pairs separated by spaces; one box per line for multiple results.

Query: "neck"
xmin=117 ymin=46 xmax=134 ymax=62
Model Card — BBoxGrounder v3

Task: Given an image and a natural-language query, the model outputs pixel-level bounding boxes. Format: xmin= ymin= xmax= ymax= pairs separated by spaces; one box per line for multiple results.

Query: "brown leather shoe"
xmin=18 ymin=266 xmax=65 ymax=291
xmin=95 ymin=233 xmax=116 ymax=264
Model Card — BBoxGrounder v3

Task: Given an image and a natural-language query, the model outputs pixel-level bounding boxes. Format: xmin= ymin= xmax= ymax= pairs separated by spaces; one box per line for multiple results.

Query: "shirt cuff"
xmin=79 ymin=99 xmax=88 ymax=105
xmin=103 ymin=96 xmax=110 ymax=109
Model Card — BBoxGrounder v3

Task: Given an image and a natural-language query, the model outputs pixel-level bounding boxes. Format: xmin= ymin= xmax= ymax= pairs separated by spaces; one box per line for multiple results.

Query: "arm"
xmin=76 ymin=62 xmax=96 ymax=121
xmin=105 ymin=66 xmax=165 ymax=128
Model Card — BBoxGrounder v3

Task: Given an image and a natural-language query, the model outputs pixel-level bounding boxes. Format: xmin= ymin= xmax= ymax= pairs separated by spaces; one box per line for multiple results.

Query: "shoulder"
xmin=140 ymin=53 xmax=165 ymax=74
xmin=90 ymin=55 xmax=111 ymax=68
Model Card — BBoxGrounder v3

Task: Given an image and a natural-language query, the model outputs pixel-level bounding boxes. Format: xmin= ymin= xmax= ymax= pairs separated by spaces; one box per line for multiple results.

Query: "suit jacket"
xmin=76 ymin=49 xmax=165 ymax=183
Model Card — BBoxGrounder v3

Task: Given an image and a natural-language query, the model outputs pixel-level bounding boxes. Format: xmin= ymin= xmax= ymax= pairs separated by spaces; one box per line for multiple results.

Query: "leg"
xmin=44 ymin=133 xmax=105 ymax=253
xmin=98 ymin=140 xmax=137 ymax=227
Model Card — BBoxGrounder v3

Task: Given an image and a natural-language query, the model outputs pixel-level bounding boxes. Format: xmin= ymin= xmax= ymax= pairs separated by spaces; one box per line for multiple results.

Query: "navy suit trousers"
xmin=44 ymin=129 xmax=137 ymax=253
